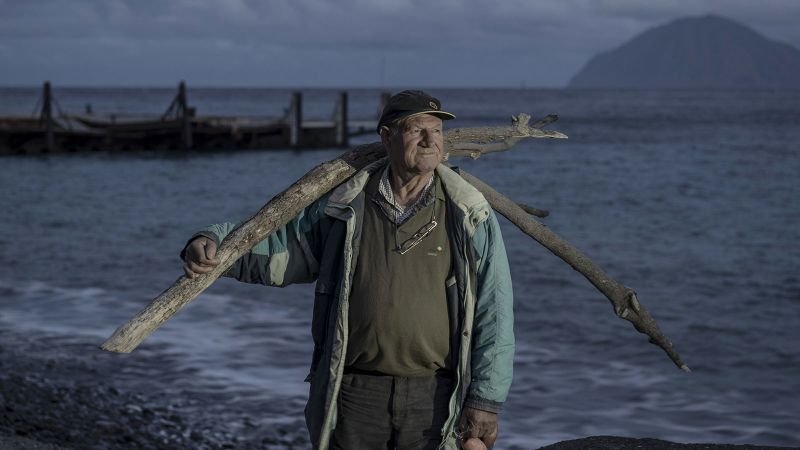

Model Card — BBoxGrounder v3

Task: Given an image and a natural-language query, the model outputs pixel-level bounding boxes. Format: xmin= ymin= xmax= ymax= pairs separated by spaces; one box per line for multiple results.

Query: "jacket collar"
xmin=326 ymin=158 xmax=491 ymax=229
xmin=434 ymin=164 xmax=489 ymax=217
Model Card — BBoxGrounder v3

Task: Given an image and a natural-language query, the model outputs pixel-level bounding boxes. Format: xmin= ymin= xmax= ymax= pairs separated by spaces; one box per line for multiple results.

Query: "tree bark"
xmin=101 ymin=114 xmax=688 ymax=372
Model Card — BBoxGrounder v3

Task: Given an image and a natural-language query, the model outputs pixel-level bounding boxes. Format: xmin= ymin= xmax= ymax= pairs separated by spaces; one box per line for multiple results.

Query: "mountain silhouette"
xmin=568 ymin=14 xmax=800 ymax=88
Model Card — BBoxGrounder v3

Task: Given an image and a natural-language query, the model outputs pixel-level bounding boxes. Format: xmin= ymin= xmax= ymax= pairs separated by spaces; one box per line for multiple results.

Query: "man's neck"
xmin=389 ymin=168 xmax=434 ymax=208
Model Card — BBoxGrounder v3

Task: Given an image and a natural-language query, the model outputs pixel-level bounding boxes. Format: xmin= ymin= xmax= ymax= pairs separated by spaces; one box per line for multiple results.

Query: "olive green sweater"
xmin=345 ymin=173 xmax=452 ymax=376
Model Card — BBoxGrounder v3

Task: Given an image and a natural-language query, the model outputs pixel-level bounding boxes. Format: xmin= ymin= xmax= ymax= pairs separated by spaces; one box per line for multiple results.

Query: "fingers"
xmin=459 ymin=407 xmax=499 ymax=449
xmin=483 ymin=424 xmax=498 ymax=449
xmin=183 ymin=259 xmax=216 ymax=277
xmin=461 ymin=423 xmax=497 ymax=449
xmin=194 ymin=239 xmax=219 ymax=266
xmin=462 ymin=437 xmax=487 ymax=450
xmin=203 ymin=239 xmax=219 ymax=262
xmin=183 ymin=237 xmax=220 ymax=278
xmin=468 ymin=422 xmax=497 ymax=449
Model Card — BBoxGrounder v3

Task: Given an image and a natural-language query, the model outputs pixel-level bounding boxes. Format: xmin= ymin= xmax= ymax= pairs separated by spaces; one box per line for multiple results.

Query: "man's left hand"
xmin=458 ymin=407 xmax=498 ymax=449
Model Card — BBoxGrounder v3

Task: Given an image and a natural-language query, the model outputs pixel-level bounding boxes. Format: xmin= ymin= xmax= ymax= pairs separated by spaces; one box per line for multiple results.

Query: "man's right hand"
xmin=183 ymin=236 xmax=221 ymax=278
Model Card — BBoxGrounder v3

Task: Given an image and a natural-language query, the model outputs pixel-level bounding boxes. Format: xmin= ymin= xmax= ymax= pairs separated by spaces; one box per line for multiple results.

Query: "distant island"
xmin=568 ymin=14 xmax=800 ymax=88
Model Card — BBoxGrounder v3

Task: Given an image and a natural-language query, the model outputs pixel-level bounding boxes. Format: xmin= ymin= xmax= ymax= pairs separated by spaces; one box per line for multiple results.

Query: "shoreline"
xmin=1 ymin=329 xmax=795 ymax=450
xmin=0 ymin=328 xmax=307 ymax=449
xmin=2 ymin=431 xmax=795 ymax=450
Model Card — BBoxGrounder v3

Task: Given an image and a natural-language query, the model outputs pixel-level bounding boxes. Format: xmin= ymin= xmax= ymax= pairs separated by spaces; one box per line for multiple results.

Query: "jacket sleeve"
xmin=464 ymin=210 xmax=515 ymax=413
xmin=183 ymin=196 xmax=333 ymax=287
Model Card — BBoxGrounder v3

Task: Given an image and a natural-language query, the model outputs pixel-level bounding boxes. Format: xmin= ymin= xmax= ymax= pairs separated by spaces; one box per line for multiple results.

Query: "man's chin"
xmin=414 ymin=163 xmax=439 ymax=175
xmin=416 ymin=154 xmax=441 ymax=165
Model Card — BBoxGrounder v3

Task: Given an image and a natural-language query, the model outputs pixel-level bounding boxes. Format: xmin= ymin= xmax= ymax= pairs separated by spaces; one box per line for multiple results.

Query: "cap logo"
xmin=429 ymin=101 xmax=438 ymax=110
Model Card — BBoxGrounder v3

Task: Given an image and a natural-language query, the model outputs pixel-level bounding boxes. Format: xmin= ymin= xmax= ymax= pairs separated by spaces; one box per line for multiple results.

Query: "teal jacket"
xmin=197 ymin=160 xmax=514 ymax=450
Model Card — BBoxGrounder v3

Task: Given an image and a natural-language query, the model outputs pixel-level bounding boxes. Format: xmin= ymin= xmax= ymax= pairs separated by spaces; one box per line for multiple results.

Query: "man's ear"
xmin=379 ymin=126 xmax=391 ymax=146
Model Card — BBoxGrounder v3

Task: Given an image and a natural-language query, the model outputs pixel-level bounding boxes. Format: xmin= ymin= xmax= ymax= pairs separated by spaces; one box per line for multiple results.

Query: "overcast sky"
xmin=2 ymin=0 xmax=799 ymax=88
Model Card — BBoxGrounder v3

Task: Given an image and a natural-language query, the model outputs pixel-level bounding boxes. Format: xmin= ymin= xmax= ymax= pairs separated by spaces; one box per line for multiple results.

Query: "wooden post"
xmin=178 ymin=81 xmax=193 ymax=149
xmin=41 ymin=81 xmax=54 ymax=152
xmin=290 ymin=91 xmax=302 ymax=148
xmin=105 ymin=114 xmax=115 ymax=147
xmin=336 ymin=91 xmax=349 ymax=147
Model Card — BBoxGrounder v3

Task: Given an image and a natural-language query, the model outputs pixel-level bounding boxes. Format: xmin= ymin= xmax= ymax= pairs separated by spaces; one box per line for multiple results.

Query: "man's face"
xmin=383 ymin=114 xmax=445 ymax=179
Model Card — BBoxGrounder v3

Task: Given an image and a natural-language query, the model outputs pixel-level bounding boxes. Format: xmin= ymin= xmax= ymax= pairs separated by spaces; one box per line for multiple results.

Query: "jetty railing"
xmin=0 ymin=82 xmax=384 ymax=155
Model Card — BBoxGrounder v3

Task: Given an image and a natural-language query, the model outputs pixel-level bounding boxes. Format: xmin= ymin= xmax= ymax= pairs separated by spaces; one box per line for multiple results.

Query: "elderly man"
xmin=182 ymin=90 xmax=514 ymax=450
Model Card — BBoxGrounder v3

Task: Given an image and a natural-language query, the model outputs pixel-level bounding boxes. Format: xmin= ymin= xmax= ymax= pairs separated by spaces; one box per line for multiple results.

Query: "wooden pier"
xmin=0 ymin=82 xmax=383 ymax=155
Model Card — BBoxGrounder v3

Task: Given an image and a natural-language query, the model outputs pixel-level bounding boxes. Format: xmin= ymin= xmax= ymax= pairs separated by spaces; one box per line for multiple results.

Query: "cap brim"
xmin=407 ymin=110 xmax=456 ymax=121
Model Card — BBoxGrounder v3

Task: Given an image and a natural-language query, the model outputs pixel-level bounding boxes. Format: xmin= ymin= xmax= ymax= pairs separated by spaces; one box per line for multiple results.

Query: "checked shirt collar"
xmin=375 ymin=164 xmax=435 ymax=225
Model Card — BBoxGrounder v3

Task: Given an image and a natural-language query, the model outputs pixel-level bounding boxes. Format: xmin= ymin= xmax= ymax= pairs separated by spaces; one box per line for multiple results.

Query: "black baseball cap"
xmin=377 ymin=90 xmax=455 ymax=133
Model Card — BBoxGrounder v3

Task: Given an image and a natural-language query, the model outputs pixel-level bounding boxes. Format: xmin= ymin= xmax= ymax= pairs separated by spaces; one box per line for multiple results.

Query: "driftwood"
xmin=101 ymin=113 xmax=688 ymax=373
xmin=446 ymin=113 xmax=565 ymax=159
xmin=101 ymin=142 xmax=384 ymax=353
xmin=459 ymin=171 xmax=688 ymax=371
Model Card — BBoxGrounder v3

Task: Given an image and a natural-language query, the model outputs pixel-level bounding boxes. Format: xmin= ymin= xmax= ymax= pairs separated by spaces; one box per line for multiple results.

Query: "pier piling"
xmin=40 ymin=81 xmax=55 ymax=152
xmin=178 ymin=81 xmax=193 ymax=149
xmin=336 ymin=91 xmax=349 ymax=147
xmin=290 ymin=91 xmax=302 ymax=148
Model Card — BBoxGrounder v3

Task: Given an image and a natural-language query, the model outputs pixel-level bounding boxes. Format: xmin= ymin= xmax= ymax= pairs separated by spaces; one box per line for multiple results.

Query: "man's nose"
xmin=419 ymin=130 xmax=432 ymax=146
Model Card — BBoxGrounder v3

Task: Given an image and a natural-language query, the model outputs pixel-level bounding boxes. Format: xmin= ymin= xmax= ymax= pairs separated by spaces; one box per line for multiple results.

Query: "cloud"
xmin=4 ymin=0 xmax=799 ymax=49
xmin=1 ymin=0 xmax=799 ymax=86
xmin=586 ymin=0 xmax=800 ymax=46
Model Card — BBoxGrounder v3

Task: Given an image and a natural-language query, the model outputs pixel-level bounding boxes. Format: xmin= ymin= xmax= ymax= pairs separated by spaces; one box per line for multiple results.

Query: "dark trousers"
xmin=331 ymin=372 xmax=453 ymax=450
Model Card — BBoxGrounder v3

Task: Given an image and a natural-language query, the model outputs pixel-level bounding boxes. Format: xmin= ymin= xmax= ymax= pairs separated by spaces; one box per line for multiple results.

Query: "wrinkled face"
xmin=382 ymin=114 xmax=445 ymax=179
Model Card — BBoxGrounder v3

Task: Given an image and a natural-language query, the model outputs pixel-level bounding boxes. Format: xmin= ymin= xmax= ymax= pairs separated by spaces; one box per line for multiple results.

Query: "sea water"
xmin=1 ymin=87 xmax=798 ymax=448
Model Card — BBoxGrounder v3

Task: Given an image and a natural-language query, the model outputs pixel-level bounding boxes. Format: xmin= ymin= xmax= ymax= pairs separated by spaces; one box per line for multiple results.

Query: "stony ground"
xmin=0 ymin=329 xmax=307 ymax=449
xmin=0 ymin=435 xmax=67 ymax=450
xmin=1 ymin=329 xmax=795 ymax=450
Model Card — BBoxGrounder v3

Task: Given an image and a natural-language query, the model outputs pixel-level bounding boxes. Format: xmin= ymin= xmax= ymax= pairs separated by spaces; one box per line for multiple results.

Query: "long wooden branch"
xmin=101 ymin=142 xmax=384 ymax=353
xmin=458 ymin=171 xmax=689 ymax=372
xmin=101 ymin=114 xmax=687 ymax=373
xmin=99 ymin=140 xmax=552 ymax=353
xmin=102 ymin=114 xmax=561 ymax=353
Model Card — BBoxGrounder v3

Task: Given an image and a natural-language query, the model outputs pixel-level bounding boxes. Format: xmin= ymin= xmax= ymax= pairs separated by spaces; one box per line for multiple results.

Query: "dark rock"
xmin=568 ymin=15 xmax=800 ymax=89
xmin=537 ymin=435 xmax=798 ymax=449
